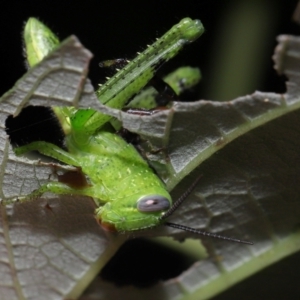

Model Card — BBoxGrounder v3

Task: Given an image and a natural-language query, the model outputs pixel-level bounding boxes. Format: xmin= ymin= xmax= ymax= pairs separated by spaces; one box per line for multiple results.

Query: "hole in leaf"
xmin=5 ymin=106 xmax=65 ymax=148
xmin=100 ymin=238 xmax=199 ymax=288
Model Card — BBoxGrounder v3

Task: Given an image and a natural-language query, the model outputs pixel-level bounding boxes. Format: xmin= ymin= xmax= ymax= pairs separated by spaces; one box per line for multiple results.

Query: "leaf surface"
xmin=0 ymin=33 xmax=300 ymax=300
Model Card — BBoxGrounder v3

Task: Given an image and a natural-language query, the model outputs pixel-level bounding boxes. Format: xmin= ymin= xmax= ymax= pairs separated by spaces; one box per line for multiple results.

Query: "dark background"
xmin=1 ymin=1 xmax=300 ymax=299
xmin=0 ymin=0 xmax=299 ymax=99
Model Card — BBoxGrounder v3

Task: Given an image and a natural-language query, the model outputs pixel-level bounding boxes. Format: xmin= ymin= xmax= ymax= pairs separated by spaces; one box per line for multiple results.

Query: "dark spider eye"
xmin=137 ymin=195 xmax=170 ymax=212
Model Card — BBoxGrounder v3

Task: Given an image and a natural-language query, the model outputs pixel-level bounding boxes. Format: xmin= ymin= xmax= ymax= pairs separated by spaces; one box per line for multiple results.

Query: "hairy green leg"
xmin=165 ymin=66 xmax=201 ymax=95
xmin=95 ymin=18 xmax=203 ymax=105
xmin=127 ymin=67 xmax=201 ymax=110
xmin=2 ymin=182 xmax=91 ymax=205
xmin=37 ymin=161 xmax=79 ymax=171
xmin=3 ymin=141 xmax=105 ymax=205
xmin=15 ymin=141 xmax=81 ymax=167
xmin=71 ymin=18 xmax=204 ymax=143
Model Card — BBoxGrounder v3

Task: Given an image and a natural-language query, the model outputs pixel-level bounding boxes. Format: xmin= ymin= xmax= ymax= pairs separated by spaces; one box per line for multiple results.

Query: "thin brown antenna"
xmin=161 ymin=175 xmax=253 ymax=245
xmin=166 ymin=222 xmax=253 ymax=245
xmin=161 ymin=175 xmax=202 ymax=220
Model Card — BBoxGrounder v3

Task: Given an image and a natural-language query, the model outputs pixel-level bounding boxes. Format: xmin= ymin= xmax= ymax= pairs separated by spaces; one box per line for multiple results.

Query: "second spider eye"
xmin=137 ymin=195 xmax=170 ymax=212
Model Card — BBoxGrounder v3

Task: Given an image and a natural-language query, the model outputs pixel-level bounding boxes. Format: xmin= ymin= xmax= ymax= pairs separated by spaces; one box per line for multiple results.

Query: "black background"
xmin=1 ymin=1 xmax=300 ymax=299
xmin=0 ymin=0 xmax=299 ymax=99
